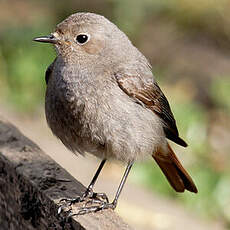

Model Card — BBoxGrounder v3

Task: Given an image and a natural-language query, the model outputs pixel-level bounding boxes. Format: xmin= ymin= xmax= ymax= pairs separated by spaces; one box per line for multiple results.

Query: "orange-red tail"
xmin=152 ymin=144 xmax=198 ymax=193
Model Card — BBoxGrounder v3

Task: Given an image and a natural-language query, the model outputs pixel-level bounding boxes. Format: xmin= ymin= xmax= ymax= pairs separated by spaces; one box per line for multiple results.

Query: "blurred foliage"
xmin=0 ymin=26 xmax=55 ymax=111
xmin=211 ymin=76 xmax=230 ymax=112
xmin=0 ymin=0 xmax=230 ymax=227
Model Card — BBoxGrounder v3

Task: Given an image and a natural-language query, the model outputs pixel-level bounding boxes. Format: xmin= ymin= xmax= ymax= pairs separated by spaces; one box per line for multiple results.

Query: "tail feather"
xmin=153 ymin=144 xmax=198 ymax=193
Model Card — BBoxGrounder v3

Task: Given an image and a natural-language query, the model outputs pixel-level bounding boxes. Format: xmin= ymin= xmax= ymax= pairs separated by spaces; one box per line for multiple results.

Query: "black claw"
xmin=59 ymin=197 xmax=81 ymax=204
xmin=92 ymin=192 xmax=109 ymax=203
xmin=57 ymin=197 xmax=81 ymax=215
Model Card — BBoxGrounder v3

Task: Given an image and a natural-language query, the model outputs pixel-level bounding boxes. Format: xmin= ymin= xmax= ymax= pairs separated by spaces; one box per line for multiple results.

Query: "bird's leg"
xmin=82 ymin=159 xmax=107 ymax=200
xmin=58 ymin=159 xmax=106 ymax=213
xmin=77 ymin=161 xmax=134 ymax=215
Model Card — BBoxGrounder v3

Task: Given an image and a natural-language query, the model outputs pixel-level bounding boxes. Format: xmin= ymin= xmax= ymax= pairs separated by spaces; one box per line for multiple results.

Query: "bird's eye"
xmin=76 ymin=34 xmax=90 ymax=45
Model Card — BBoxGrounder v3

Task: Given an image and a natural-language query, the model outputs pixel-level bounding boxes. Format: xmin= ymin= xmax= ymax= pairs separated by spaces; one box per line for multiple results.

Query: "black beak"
xmin=33 ymin=34 xmax=58 ymax=44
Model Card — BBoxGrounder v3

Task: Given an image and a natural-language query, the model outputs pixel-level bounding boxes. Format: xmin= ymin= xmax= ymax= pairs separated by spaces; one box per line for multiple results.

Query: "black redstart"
xmin=34 ymin=12 xmax=197 ymax=215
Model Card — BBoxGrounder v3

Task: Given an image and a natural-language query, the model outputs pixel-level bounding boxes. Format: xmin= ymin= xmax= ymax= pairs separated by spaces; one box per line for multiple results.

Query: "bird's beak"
xmin=33 ymin=34 xmax=58 ymax=44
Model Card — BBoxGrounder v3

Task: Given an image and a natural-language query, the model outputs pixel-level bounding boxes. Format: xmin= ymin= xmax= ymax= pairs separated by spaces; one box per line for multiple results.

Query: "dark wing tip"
xmin=188 ymin=186 xmax=198 ymax=193
xmin=176 ymin=137 xmax=188 ymax=147
xmin=167 ymin=132 xmax=188 ymax=147
xmin=163 ymin=128 xmax=188 ymax=147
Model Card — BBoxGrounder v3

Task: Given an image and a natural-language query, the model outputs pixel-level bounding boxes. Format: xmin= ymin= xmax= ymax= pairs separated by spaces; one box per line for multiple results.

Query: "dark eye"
xmin=76 ymin=34 xmax=89 ymax=44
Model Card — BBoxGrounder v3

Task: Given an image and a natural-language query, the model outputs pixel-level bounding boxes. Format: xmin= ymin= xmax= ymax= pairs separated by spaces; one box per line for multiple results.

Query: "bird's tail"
xmin=152 ymin=144 xmax=198 ymax=193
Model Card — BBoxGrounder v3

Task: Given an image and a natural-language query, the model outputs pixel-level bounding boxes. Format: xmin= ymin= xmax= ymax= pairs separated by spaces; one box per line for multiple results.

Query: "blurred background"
xmin=0 ymin=0 xmax=230 ymax=229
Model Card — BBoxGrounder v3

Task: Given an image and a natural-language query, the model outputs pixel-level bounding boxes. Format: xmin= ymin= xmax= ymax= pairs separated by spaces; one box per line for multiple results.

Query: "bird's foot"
xmin=58 ymin=197 xmax=81 ymax=214
xmin=77 ymin=200 xmax=116 ymax=215
xmin=90 ymin=192 xmax=109 ymax=203
xmin=58 ymin=190 xmax=109 ymax=214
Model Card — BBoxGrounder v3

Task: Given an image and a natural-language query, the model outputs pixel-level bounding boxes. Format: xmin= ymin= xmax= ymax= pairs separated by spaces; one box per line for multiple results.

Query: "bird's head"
xmin=33 ymin=12 xmax=134 ymax=66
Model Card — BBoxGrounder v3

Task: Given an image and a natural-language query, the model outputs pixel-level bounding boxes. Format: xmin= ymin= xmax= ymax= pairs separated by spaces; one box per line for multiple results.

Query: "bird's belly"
xmin=45 ymin=82 xmax=165 ymax=162
xmin=96 ymin=94 xmax=166 ymax=162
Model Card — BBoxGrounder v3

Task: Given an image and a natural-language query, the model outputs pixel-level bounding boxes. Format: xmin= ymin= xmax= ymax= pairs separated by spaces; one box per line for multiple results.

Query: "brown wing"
xmin=45 ymin=58 xmax=57 ymax=85
xmin=115 ymin=74 xmax=187 ymax=147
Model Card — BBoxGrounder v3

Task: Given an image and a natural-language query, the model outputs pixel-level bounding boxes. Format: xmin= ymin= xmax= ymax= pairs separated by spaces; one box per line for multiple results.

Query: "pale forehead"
xmin=56 ymin=12 xmax=113 ymax=33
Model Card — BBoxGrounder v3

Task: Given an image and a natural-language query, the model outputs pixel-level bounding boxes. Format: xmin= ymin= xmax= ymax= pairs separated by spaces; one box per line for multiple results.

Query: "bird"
xmin=33 ymin=12 xmax=197 ymax=214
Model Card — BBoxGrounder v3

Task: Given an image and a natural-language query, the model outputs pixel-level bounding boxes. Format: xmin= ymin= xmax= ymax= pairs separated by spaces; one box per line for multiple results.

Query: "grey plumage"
xmin=34 ymin=12 xmax=197 ymax=195
xmin=45 ymin=13 xmax=163 ymax=162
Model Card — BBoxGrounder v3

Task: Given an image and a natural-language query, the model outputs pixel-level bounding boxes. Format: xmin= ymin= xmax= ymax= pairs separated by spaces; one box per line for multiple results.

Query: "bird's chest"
xmin=45 ymin=66 xmax=112 ymax=147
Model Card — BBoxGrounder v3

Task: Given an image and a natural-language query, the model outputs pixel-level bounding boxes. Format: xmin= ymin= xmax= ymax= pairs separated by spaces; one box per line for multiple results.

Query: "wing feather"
xmin=45 ymin=58 xmax=56 ymax=85
xmin=115 ymin=73 xmax=187 ymax=147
